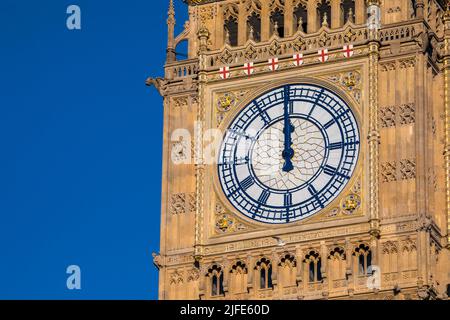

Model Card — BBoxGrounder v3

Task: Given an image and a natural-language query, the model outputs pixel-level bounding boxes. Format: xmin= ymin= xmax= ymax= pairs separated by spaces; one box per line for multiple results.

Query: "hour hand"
xmin=282 ymin=148 xmax=294 ymax=172
xmin=282 ymin=122 xmax=295 ymax=172
xmin=282 ymin=86 xmax=295 ymax=173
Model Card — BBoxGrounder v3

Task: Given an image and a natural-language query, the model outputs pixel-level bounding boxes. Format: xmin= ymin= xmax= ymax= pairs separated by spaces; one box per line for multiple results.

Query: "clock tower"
xmin=149 ymin=0 xmax=450 ymax=300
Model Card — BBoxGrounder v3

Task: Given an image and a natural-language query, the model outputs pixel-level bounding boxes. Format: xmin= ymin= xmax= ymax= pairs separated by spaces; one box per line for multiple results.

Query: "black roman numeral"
xmin=328 ymin=142 xmax=343 ymax=150
xmin=258 ymin=190 xmax=270 ymax=204
xmin=240 ymin=176 xmax=255 ymax=190
xmin=323 ymin=119 xmax=335 ymax=129
xmin=284 ymin=193 xmax=293 ymax=206
xmin=323 ymin=165 xmax=337 ymax=176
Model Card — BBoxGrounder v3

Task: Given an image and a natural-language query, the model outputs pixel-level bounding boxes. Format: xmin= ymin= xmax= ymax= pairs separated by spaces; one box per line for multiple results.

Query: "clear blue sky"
xmin=0 ymin=0 xmax=188 ymax=299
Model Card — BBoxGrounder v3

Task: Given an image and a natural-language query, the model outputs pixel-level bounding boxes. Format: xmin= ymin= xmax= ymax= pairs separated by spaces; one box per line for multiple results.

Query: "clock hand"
xmin=282 ymin=86 xmax=295 ymax=173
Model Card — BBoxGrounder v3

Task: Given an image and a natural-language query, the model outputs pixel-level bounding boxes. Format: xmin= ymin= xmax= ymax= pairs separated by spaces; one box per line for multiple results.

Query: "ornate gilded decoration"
xmin=216 ymin=214 xmax=235 ymax=232
xmin=215 ymin=89 xmax=250 ymax=125
xmin=341 ymin=194 xmax=362 ymax=215
xmin=324 ymin=71 xmax=362 ymax=103
xmin=214 ymin=199 xmax=252 ymax=234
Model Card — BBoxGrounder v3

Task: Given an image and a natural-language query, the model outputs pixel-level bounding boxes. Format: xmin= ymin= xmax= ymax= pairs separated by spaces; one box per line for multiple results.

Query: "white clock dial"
xmin=218 ymin=84 xmax=360 ymax=224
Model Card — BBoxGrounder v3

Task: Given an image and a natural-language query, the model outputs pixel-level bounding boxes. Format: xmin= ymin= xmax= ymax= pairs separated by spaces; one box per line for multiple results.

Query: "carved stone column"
xmin=307 ymin=0 xmax=318 ymax=33
xmin=320 ymin=241 xmax=329 ymax=297
xmin=166 ymin=0 xmax=176 ymax=63
xmin=331 ymin=0 xmax=341 ymax=28
xmin=261 ymin=1 xmax=271 ymax=42
xmin=271 ymin=251 xmax=279 ymax=289
xmin=238 ymin=1 xmax=247 ymax=46
xmin=367 ymin=0 xmax=381 ymax=240
xmin=443 ymin=7 xmax=450 ymax=248
xmin=193 ymin=26 xmax=209 ymax=261
xmin=415 ymin=0 xmax=425 ymax=19
xmin=344 ymin=238 xmax=354 ymax=284
xmin=355 ymin=0 xmax=366 ymax=24
xmin=222 ymin=259 xmax=230 ymax=295
xmin=284 ymin=0 xmax=294 ymax=37
xmin=247 ymin=255 xmax=255 ymax=294
xmin=295 ymin=247 xmax=303 ymax=288
xmin=215 ymin=3 xmax=224 ymax=49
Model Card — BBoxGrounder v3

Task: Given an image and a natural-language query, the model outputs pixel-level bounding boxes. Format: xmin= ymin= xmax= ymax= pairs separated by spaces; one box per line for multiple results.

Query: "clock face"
xmin=217 ymin=84 xmax=360 ymax=224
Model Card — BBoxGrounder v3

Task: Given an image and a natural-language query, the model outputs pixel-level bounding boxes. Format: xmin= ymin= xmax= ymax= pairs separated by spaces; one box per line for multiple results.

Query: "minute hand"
xmin=282 ymin=86 xmax=294 ymax=172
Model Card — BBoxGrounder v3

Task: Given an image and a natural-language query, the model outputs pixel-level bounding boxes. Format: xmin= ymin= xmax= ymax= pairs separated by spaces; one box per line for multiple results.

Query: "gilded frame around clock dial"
xmin=217 ymin=83 xmax=360 ymax=224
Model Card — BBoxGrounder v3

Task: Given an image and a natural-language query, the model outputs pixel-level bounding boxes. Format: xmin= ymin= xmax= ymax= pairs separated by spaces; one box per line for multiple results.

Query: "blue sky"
xmin=0 ymin=0 xmax=188 ymax=299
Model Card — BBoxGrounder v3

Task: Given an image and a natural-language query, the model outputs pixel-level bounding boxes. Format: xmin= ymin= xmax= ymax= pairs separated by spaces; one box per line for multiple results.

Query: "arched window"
xmin=294 ymin=3 xmax=308 ymax=33
xmin=247 ymin=12 xmax=262 ymax=42
xmin=207 ymin=265 xmax=224 ymax=296
xmin=317 ymin=0 xmax=331 ymax=28
xmin=353 ymin=244 xmax=372 ymax=276
xmin=279 ymin=254 xmax=297 ymax=287
xmin=224 ymin=17 xmax=238 ymax=46
xmin=328 ymin=247 xmax=346 ymax=280
xmin=229 ymin=261 xmax=248 ymax=294
xmin=256 ymin=258 xmax=273 ymax=289
xmin=270 ymin=8 xmax=285 ymax=37
xmin=341 ymin=0 xmax=355 ymax=24
xmin=304 ymin=251 xmax=322 ymax=283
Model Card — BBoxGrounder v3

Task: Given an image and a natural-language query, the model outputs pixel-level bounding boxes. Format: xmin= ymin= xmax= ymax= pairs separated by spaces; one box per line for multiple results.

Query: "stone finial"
xmin=197 ymin=24 xmax=210 ymax=52
xmin=225 ymin=28 xmax=231 ymax=45
xmin=168 ymin=0 xmax=175 ymax=21
xmin=322 ymin=12 xmax=329 ymax=28
xmin=298 ymin=17 xmax=304 ymax=32
xmin=249 ymin=25 xmax=255 ymax=40
xmin=347 ymin=8 xmax=354 ymax=23
xmin=273 ymin=21 xmax=279 ymax=37
xmin=166 ymin=0 xmax=176 ymax=63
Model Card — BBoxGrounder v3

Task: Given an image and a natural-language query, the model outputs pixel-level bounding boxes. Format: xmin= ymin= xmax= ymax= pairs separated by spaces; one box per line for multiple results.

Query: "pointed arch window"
xmin=304 ymin=251 xmax=322 ymax=283
xmin=229 ymin=261 xmax=248 ymax=294
xmin=270 ymin=8 xmax=285 ymax=37
xmin=256 ymin=258 xmax=273 ymax=289
xmin=279 ymin=254 xmax=297 ymax=287
xmin=224 ymin=17 xmax=238 ymax=46
xmin=328 ymin=247 xmax=346 ymax=280
xmin=353 ymin=244 xmax=372 ymax=276
xmin=247 ymin=12 xmax=262 ymax=42
xmin=341 ymin=0 xmax=355 ymax=24
xmin=317 ymin=0 xmax=331 ymax=28
xmin=207 ymin=265 xmax=224 ymax=297
xmin=294 ymin=3 xmax=308 ymax=33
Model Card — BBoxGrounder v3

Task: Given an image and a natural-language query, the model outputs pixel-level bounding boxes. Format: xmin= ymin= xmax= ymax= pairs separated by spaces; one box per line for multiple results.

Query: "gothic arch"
xmin=293 ymin=1 xmax=308 ymax=33
xmin=341 ymin=0 xmax=355 ymax=25
xmin=246 ymin=1 xmax=262 ymax=42
xmin=255 ymin=257 xmax=273 ymax=289
xmin=223 ymin=3 xmax=239 ymax=46
xmin=352 ymin=243 xmax=372 ymax=276
xmin=269 ymin=0 xmax=286 ymax=37
xmin=229 ymin=260 xmax=248 ymax=294
xmin=317 ymin=0 xmax=332 ymax=28
xmin=278 ymin=254 xmax=297 ymax=288
xmin=206 ymin=264 xmax=224 ymax=297
xmin=303 ymin=250 xmax=322 ymax=283
xmin=328 ymin=246 xmax=346 ymax=280
xmin=382 ymin=241 xmax=399 ymax=274
xmin=401 ymin=239 xmax=417 ymax=271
